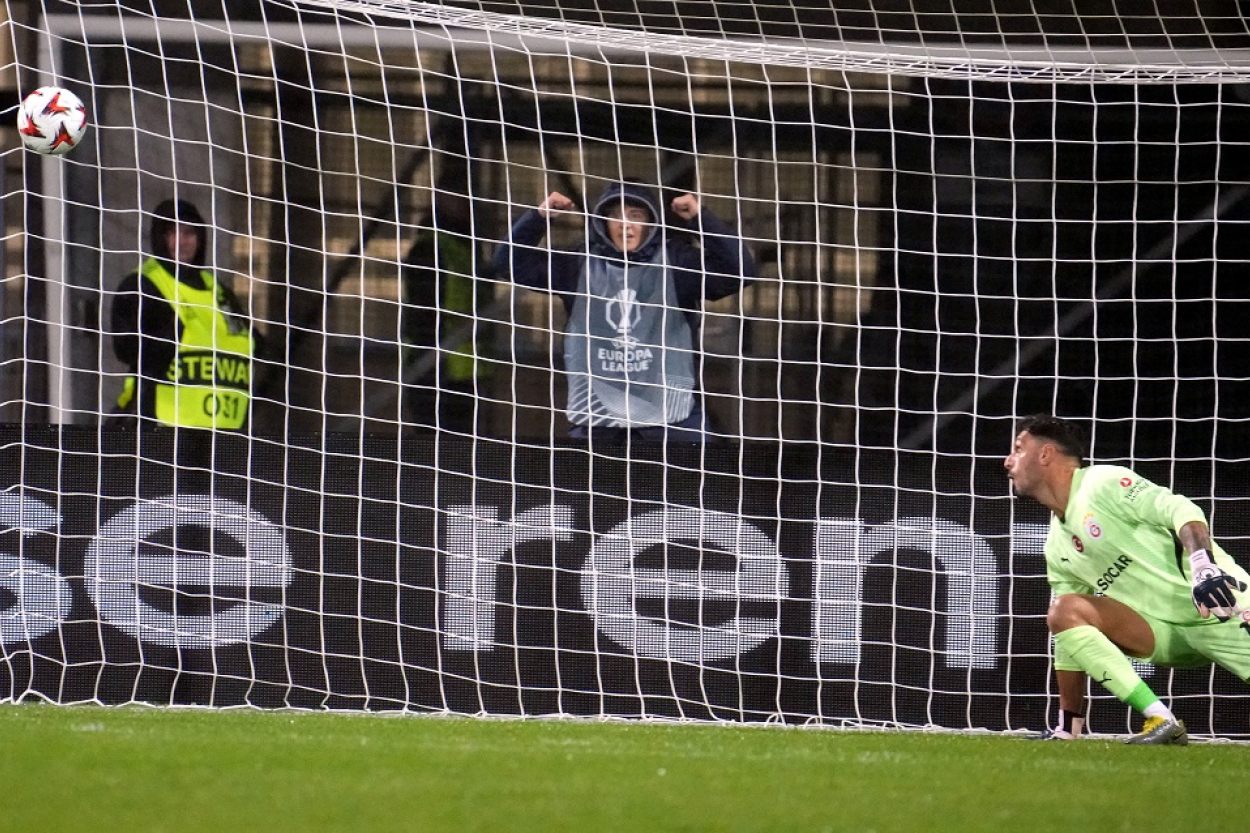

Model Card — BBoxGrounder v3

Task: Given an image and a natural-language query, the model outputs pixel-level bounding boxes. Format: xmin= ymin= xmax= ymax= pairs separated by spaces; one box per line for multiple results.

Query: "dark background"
xmin=3 ymin=425 xmax=1250 ymax=736
xmin=6 ymin=3 xmax=1250 ymax=455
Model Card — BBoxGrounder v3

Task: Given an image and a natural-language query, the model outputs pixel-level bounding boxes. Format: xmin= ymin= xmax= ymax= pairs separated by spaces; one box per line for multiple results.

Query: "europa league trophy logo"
xmin=605 ymin=288 xmax=642 ymax=348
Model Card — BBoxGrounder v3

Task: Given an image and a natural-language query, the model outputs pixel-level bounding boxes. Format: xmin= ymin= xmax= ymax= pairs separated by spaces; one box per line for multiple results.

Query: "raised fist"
xmin=670 ymin=193 xmax=700 ymax=221
xmin=538 ymin=192 xmax=577 ymax=218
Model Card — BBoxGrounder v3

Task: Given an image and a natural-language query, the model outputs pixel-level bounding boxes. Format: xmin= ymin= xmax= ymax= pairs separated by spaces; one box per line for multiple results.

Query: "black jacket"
xmin=110 ymin=199 xmax=254 ymax=416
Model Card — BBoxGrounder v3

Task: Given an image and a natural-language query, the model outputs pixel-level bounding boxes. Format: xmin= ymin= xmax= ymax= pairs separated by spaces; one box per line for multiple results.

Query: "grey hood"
xmin=588 ymin=181 xmax=663 ymax=260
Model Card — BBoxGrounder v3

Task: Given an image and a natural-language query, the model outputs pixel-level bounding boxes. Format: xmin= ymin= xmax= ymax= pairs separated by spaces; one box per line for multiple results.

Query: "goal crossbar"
xmin=43 ymin=8 xmax=1250 ymax=83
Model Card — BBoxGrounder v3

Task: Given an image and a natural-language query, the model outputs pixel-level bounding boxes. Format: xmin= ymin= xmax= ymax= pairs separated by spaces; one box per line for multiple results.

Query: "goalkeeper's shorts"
xmin=1136 ymin=608 xmax=1250 ymax=682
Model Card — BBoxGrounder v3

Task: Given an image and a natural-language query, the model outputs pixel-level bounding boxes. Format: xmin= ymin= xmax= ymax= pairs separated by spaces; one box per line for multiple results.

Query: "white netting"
xmin=296 ymin=0 xmax=1250 ymax=83
xmin=2 ymin=1 xmax=1249 ymax=738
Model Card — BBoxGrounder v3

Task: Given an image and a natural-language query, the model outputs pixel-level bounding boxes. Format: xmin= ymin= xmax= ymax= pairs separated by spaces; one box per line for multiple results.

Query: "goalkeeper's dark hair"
xmin=1016 ymin=414 xmax=1087 ymax=465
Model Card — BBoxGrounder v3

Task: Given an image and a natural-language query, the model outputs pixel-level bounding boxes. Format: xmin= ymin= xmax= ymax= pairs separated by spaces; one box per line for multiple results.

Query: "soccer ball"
xmin=17 ymin=85 xmax=88 ymax=156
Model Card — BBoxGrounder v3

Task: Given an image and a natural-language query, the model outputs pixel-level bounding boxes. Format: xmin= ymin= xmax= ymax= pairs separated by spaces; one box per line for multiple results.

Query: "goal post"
xmin=3 ymin=1 xmax=1250 ymax=737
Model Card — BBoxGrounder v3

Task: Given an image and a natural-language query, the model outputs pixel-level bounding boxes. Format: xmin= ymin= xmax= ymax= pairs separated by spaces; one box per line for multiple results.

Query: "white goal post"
xmin=3 ymin=1 xmax=1250 ymax=738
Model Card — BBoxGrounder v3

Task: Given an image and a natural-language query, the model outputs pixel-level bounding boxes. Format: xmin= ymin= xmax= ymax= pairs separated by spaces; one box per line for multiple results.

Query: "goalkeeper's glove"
xmin=1190 ymin=549 xmax=1247 ymax=622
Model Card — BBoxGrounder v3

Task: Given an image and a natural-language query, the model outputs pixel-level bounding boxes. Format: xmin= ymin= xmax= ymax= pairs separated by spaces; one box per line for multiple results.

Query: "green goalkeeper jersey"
xmin=1045 ymin=465 xmax=1250 ymax=625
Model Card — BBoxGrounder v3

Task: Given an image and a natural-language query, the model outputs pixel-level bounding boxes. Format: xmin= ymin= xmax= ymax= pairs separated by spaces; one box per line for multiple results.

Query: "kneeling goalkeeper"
xmin=1005 ymin=414 xmax=1250 ymax=744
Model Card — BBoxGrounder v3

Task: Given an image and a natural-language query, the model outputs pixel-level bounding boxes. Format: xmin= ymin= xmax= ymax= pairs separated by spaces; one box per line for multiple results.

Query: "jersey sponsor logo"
xmin=1071 ymin=535 xmax=1084 ymax=553
xmin=1083 ymin=513 xmax=1102 ymax=539
xmin=1096 ymin=554 xmax=1133 ymax=592
xmin=1121 ymin=477 xmax=1148 ymax=502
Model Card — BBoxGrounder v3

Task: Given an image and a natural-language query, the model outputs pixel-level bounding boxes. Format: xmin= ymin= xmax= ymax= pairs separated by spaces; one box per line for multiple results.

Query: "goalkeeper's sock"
xmin=1053 ymin=625 xmax=1162 ymax=712
xmin=1142 ymin=699 xmax=1176 ymax=722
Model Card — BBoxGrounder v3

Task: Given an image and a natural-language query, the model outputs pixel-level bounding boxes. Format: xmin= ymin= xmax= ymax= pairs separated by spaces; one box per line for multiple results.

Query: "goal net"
xmin=3 ymin=0 xmax=1250 ymax=737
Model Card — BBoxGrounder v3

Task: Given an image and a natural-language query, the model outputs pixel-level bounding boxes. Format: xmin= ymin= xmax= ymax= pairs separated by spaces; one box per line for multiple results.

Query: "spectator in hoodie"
xmin=493 ymin=181 xmax=755 ymax=442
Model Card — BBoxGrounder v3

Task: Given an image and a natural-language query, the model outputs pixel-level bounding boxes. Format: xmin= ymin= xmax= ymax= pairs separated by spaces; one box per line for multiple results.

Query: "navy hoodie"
xmin=493 ymin=182 xmax=756 ymax=426
xmin=493 ymin=181 xmax=755 ymax=318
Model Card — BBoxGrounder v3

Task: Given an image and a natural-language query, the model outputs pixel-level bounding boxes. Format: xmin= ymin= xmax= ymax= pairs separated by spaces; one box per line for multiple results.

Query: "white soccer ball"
xmin=17 ymin=85 xmax=88 ymax=156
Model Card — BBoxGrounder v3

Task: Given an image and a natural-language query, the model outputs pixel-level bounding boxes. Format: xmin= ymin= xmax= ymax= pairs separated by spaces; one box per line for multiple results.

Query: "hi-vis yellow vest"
xmin=432 ymin=231 xmax=491 ymax=383
xmin=137 ymin=257 xmax=254 ymax=429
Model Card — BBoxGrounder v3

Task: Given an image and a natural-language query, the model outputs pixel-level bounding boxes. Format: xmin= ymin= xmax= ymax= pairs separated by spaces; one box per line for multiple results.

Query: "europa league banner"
xmin=1 ymin=425 xmax=1248 ymax=737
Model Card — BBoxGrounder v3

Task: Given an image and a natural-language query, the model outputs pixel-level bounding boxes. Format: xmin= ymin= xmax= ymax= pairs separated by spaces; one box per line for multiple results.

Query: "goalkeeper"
xmin=1005 ymin=414 xmax=1250 ymax=745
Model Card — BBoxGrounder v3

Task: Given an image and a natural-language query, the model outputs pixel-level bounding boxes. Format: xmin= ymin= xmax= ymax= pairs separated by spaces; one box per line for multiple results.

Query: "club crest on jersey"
xmin=1083 ymin=513 xmax=1102 ymax=539
xmin=1120 ymin=477 xmax=1132 ymax=487
xmin=1071 ymin=535 xmax=1084 ymax=553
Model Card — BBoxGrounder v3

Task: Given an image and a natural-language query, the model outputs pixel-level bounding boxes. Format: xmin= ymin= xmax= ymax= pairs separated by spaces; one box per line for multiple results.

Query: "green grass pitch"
xmin=3 ymin=703 xmax=1248 ymax=832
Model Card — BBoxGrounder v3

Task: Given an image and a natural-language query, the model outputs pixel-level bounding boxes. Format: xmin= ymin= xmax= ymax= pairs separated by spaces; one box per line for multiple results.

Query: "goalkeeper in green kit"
xmin=1005 ymin=414 xmax=1250 ymax=744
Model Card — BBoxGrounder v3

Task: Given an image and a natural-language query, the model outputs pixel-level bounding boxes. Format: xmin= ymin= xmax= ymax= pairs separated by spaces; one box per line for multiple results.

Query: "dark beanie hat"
xmin=150 ymin=198 xmax=207 ymax=267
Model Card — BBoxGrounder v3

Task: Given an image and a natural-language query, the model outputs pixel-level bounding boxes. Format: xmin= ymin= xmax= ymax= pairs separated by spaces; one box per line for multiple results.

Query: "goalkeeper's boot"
xmin=1125 ymin=716 xmax=1188 ymax=746
xmin=1031 ymin=728 xmax=1076 ymax=741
